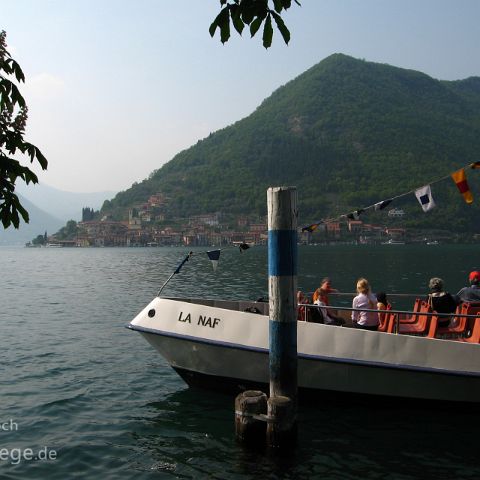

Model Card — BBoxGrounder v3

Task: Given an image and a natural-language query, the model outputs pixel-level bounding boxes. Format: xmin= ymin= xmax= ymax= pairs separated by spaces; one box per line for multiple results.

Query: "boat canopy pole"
xmin=157 ymin=251 xmax=193 ymax=296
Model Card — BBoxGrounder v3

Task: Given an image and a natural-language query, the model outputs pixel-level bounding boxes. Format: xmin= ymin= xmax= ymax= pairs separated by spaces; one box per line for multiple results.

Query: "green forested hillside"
xmin=103 ymin=54 xmax=480 ymax=231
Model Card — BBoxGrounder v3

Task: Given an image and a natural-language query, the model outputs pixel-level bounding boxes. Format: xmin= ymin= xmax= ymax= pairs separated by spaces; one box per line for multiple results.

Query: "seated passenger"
xmin=352 ymin=278 xmax=379 ymax=331
xmin=376 ymin=291 xmax=391 ymax=325
xmin=427 ymin=277 xmax=458 ymax=328
xmin=297 ymin=291 xmax=309 ymax=321
xmin=314 ymin=296 xmax=345 ymax=326
xmin=456 ymin=271 xmax=480 ymax=303
xmin=312 ymin=277 xmax=338 ymax=305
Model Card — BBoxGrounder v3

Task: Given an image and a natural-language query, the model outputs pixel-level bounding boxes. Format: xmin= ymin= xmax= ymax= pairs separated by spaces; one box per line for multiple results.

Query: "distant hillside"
xmin=16 ymin=182 xmax=116 ymax=222
xmin=0 ymin=196 xmax=64 ymax=246
xmin=103 ymin=54 xmax=480 ymax=231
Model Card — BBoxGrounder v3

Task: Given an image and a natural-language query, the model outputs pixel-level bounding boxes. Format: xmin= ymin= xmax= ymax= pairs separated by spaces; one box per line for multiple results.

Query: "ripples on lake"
xmin=1 ymin=245 xmax=479 ymax=479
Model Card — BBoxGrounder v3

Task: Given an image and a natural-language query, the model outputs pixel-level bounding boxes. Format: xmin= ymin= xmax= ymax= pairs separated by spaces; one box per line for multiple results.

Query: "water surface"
xmin=1 ymin=245 xmax=479 ymax=479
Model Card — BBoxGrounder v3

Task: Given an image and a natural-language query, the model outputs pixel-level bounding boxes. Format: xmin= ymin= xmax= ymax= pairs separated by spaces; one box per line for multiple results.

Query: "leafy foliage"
xmin=31 ymin=232 xmax=46 ymax=246
xmin=209 ymin=0 xmax=300 ymax=48
xmin=103 ymin=54 xmax=480 ymax=232
xmin=55 ymin=220 xmax=78 ymax=240
xmin=0 ymin=30 xmax=48 ymax=229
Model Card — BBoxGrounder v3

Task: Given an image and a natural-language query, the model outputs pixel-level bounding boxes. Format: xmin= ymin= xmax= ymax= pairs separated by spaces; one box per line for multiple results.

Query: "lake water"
xmin=1 ymin=244 xmax=480 ymax=479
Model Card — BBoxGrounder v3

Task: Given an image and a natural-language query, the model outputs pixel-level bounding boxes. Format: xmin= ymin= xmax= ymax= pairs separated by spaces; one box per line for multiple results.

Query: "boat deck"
xmin=164 ymin=296 xmax=480 ymax=341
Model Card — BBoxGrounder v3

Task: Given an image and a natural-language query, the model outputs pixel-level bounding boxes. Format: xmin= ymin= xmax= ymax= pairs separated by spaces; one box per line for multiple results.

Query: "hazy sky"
xmin=3 ymin=0 xmax=480 ymax=193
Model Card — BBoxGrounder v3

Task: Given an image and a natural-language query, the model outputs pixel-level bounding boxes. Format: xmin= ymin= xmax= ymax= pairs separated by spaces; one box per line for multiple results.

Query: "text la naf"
xmin=178 ymin=312 xmax=221 ymax=328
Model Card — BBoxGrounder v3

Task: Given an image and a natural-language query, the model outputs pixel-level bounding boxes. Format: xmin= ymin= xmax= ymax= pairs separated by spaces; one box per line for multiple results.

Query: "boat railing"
xmin=298 ymin=302 xmax=480 ymax=338
xmin=328 ymin=292 xmax=425 ymax=299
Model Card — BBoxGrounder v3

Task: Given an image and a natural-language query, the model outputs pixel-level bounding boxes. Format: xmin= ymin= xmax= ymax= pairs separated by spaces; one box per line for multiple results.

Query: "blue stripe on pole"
xmin=269 ymin=320 xmax=297 ymax=392
xmin=268 ymin=230 xmax=297 ymax=276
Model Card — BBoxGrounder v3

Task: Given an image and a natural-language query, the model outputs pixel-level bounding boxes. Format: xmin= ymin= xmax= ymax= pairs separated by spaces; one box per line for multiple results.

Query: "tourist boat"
xmin=128 ymin=296 xmax=480 ymax=403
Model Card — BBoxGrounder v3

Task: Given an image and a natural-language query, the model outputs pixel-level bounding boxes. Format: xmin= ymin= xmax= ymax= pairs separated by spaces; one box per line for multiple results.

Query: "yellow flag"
xmin=451 ymin=168 xmax=473 ymax=204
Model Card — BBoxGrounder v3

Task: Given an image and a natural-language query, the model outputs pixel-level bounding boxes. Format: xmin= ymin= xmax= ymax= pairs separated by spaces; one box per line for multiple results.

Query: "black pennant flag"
xmin=374 ymin=199 xmax=392 ymax=210
xmin=206 ymin=249 xmax=221 ymax=271
xmin=346 ymin=209 xmax=365 ymax=220
xmin=239 ymin=242 xmax=250 ymax=252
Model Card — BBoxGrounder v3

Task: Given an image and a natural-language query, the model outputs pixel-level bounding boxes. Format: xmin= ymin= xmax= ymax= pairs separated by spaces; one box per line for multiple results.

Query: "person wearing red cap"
xmin=456 ymin=271 xmax=480 ymax=303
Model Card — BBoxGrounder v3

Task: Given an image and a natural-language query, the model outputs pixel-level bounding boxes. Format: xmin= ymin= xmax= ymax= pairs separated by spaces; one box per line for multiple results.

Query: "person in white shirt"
xmin=313 ymin=298 xmax=345 ymax=326
xmin=352 ymin=278 xmax=379 ymax=331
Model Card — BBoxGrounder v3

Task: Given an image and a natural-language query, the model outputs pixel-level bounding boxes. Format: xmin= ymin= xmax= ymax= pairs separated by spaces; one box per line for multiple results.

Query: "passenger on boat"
xmin=312 ymin=277 xmax=338 ymax=305
xmin=297 ymin=291 xmax=309 ymax=321
xmin=456 ymin=271 xmax=480 ymax=303
xmin=427 ymin=277 xmax=459 ymax=328
xmin=376 ymin=291 xmax=391 ymax=325
xmin=313 ymin=297 xmax=345 ymax=326
xmin=352 ymin=278 xmax=379 ymax=331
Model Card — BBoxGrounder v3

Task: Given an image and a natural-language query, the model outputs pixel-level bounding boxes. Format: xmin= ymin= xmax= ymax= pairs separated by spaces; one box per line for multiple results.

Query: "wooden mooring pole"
xmin=234 ymin=186 xmax=298 ymax=449
xmin=266 ymin=186 xmax=298 ymax=448
xmin=234 ymin=390 xmax=268 ymax=446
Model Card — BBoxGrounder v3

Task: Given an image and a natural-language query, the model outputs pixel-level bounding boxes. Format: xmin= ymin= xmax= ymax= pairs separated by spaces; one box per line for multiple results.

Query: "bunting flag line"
xmin=238 ymin=242 xmax=250 ymax=253
xmin=301 ymin=160 xmax=480 ymax=231
xmin=157 ymin=251 xmax=193 ymax=296
xmin=174 ymin=251 xmax=193 ymax=274
xmin=157 ymin=244 xmax=251 ymax=295
xmin=302 ymin=221 xmax=322 ymax=232
xmin=374 ymin=199 xmax=392 ymax=211
xmin=346 ymin=209 xmax=365 ymax=220
xmin=415 ymin=185 xmax=436 ymax=212
xmin=206 ymin=249 xmax=221 ymax=271
xmin=451 ymin=168 xmax=473 ymax=204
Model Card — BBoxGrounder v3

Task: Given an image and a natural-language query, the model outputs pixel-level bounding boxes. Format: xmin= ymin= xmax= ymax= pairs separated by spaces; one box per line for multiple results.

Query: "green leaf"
xmin=218 ymin=7 xmax=231 ymax=44
xmin=34 ymin=147 xmax=48 ymax=170
xmin=210 ymin=7 xmax=231 ymax=43
xmin=10 ymin=59 xmax=25 ymax=83
xmin=241 ymin=1 xmax=266 ymax=25
xmin=15 ymin=198 xmax=29 ymax=223
xmin=11 ymin=208 xmax=20 ymax=228
xmin=209 ymin=12 xmax=222 ymax=37
xmin=273 ymin=0 xmax=284 ymax=13
xmin=10 ymin=82 xmax=26 ymax=108
xmin=271 ymin=11 xmax=290 ymax=45
xmin=250 ymin=16 xmax=263 ymax=37
xmin=262 ymin=14 xmax=273 ymax=48
xmin=230 ymin=5 xmax=245 ymax=35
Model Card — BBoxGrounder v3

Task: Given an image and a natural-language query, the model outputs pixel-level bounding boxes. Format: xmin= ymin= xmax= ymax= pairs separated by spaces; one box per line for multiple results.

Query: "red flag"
xmin=451 ymin=168 xmax=473 ymax=204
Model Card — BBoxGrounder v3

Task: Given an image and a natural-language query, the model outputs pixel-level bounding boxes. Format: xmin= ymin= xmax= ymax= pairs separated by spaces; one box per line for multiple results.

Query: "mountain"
xmin=15 ymin=182 xmax=116 ymax=222
xmin=0 ymin=196 xmax=64 ymax=246
xmin=103 ymin=54 xmax=480 ymax=231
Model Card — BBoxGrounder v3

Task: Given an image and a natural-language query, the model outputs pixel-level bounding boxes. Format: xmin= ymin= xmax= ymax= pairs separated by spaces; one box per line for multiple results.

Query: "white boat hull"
xmin=128 ymin=297 xmax=480 ymax=403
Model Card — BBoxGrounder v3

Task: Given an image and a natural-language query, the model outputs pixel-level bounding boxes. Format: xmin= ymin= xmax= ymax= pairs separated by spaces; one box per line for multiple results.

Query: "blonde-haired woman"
xmin=352 ymin=278 xmax=379 ymax=331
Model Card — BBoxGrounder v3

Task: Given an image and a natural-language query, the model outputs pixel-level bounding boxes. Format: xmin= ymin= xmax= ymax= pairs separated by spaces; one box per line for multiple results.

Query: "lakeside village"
xmin=26 ymin=192 xmax=474 ymax=248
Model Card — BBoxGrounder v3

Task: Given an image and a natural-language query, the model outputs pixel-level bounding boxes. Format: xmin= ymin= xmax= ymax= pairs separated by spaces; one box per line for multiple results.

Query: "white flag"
xmin=415 ymin=185 xmax=435 ymax=212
